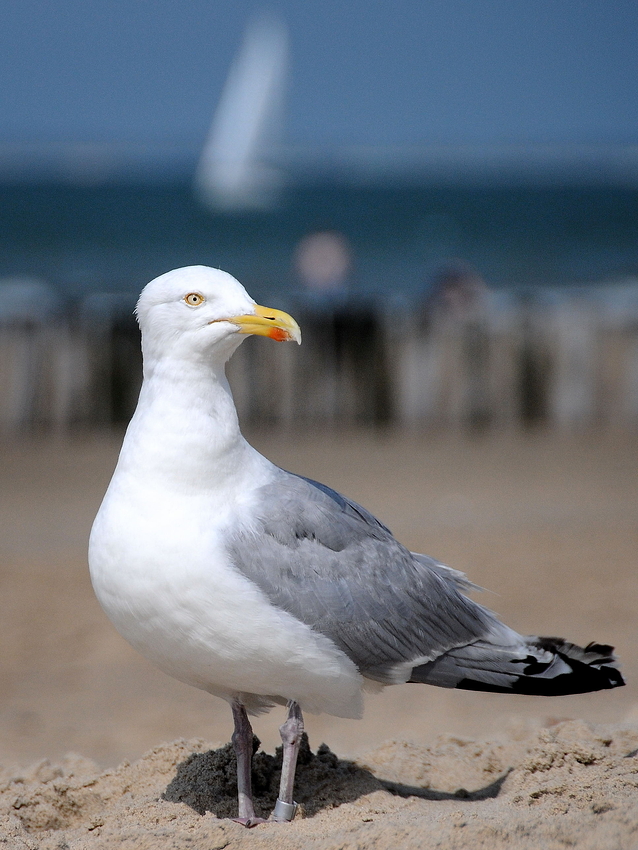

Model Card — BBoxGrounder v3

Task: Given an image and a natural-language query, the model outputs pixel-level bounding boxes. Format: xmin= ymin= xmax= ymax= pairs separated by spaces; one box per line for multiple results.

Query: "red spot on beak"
xmin=268 ymin=327 xmax=289 ymax=342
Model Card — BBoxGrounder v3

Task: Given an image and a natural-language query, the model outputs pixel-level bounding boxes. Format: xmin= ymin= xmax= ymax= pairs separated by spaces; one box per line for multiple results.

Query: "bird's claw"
xmin=232 ymin=816 xmax=269 ymax=828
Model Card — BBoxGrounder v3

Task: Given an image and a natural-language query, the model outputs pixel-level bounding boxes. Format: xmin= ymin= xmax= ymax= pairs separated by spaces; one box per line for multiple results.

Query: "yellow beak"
xmin=224 ymin=303 xmax=301 ymax=344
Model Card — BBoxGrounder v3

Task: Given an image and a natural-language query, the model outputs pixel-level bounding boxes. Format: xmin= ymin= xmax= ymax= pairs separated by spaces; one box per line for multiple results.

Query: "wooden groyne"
xmin=1 ymin=289 xmax=638 ymax=433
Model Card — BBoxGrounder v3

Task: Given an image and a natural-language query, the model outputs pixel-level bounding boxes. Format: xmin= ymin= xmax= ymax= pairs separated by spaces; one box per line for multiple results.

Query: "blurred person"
xmin=293 ymin=230 xmax=352 ymax=294
xmin=291 ymin=231 xmax=391 ymax=425
xmin=422 ymin=260 xmax=489 ymax=321
xmin=418 ymin=261 xmax=492 ymax=429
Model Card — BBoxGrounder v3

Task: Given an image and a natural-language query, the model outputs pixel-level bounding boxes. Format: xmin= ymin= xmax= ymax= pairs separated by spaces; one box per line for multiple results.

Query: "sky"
xmin=1 ymin=0 xmax=637 ymax=160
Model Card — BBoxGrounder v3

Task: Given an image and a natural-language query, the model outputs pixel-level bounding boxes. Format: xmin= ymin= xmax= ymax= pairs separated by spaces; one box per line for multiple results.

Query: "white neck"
xmin=115 ymin=347 xmax=262 ymax=494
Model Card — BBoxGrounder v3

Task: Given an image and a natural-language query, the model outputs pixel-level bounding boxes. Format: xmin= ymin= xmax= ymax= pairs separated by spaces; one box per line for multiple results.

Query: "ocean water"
xmin=1 ymin=181 xmax=637 ymax=305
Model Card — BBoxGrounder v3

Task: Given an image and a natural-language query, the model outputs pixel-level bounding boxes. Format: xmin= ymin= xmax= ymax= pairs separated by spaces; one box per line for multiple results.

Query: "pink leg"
xmin=271 ymin=700 xmax=304 ymax=822
xmin=231 ymin=701 xmax=267 ymax=827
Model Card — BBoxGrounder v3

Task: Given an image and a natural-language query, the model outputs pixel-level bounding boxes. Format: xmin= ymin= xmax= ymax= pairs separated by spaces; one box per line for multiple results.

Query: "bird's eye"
xmin=184 ymin=292 xmax=205 ymax=307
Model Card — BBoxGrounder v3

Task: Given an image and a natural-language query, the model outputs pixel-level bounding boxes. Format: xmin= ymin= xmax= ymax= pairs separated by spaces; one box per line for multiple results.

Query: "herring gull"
xmin=89 ymin=265 xmax=624 ymax=826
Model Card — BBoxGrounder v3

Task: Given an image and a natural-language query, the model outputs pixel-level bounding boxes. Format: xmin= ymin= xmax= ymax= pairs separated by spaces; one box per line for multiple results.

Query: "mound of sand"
xmin=1 ymin=720 xmax=637 ymax=849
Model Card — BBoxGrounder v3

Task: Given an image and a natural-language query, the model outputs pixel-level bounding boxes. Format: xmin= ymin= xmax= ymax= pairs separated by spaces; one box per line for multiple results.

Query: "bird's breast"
xmin=88 ymin=474 xmax=363 ymax=715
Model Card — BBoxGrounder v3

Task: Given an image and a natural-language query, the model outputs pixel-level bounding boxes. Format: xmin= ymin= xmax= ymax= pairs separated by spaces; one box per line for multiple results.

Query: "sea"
xmin=2 ymin=180 xmax=638 ymax=309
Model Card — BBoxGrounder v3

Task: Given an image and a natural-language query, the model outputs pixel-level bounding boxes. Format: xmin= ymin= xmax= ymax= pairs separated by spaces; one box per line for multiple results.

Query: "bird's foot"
xmin=231 ymin=816 xmax=269 ymax=828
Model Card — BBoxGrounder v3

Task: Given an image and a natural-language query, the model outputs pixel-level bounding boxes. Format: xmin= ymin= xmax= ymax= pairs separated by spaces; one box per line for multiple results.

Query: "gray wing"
xmin=226 ymin=471 xmax=502 ymax=683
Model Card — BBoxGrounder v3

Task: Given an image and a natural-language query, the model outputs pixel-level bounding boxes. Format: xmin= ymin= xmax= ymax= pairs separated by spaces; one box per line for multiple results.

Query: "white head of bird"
xmin=135 ymin=266 xmax=301 ymax=372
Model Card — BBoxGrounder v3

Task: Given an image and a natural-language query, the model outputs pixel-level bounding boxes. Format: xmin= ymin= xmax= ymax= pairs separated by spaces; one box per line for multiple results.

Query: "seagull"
xmin=89 ymin=265 xmax=624 ymax=826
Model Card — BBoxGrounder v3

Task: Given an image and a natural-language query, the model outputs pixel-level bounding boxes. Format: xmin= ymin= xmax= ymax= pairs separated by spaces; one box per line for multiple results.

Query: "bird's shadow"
xmin=162 ymin=734 xmax=509 ymax=820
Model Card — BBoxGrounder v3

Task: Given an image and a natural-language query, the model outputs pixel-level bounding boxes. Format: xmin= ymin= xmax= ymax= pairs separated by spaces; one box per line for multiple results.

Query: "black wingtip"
xmin=527 ymin=637 xmax=625 ymax=695
xmin=455 ymin=637 xmax=625 ymax=696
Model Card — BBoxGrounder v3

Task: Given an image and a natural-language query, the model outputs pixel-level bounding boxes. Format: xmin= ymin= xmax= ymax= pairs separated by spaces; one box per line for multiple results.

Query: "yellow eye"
xmin=184 ymin=292 xmax=205 ymax=307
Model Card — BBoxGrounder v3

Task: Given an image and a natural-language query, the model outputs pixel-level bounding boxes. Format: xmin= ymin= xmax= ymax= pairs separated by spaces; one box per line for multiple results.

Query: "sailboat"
xmin=195 ymin=14 xmax=288 ymax=211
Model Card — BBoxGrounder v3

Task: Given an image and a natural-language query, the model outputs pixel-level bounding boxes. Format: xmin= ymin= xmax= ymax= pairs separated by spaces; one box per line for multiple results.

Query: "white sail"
xmin=195 ymin=14 xmax=288 ymax=211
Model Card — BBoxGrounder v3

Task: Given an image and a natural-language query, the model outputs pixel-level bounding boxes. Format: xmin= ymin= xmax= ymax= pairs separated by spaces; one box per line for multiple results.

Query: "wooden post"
xmin=547 ymin=300 xmax=599 ymax=430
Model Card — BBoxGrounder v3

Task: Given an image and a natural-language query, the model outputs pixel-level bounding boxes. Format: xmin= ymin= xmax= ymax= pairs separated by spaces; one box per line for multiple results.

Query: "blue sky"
xmin=2 ymin=0 xmax=637 ymax=153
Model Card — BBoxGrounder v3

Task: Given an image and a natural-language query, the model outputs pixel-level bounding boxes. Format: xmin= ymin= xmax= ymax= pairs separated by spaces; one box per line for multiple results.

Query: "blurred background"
xmin=1 ymin=0 xmax=638 ymax=431
xmin=0 ymin=0 xmax=636 ymax=769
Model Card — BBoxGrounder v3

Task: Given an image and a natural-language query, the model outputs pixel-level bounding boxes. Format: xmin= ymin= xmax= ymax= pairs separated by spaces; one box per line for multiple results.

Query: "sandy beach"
xmin=0 ymin=429 xmax=636 ymax=848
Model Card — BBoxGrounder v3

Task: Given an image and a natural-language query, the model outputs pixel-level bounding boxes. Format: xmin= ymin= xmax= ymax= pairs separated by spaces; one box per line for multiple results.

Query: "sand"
xmin=0 ymin=429 xmax=636 ymax=848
